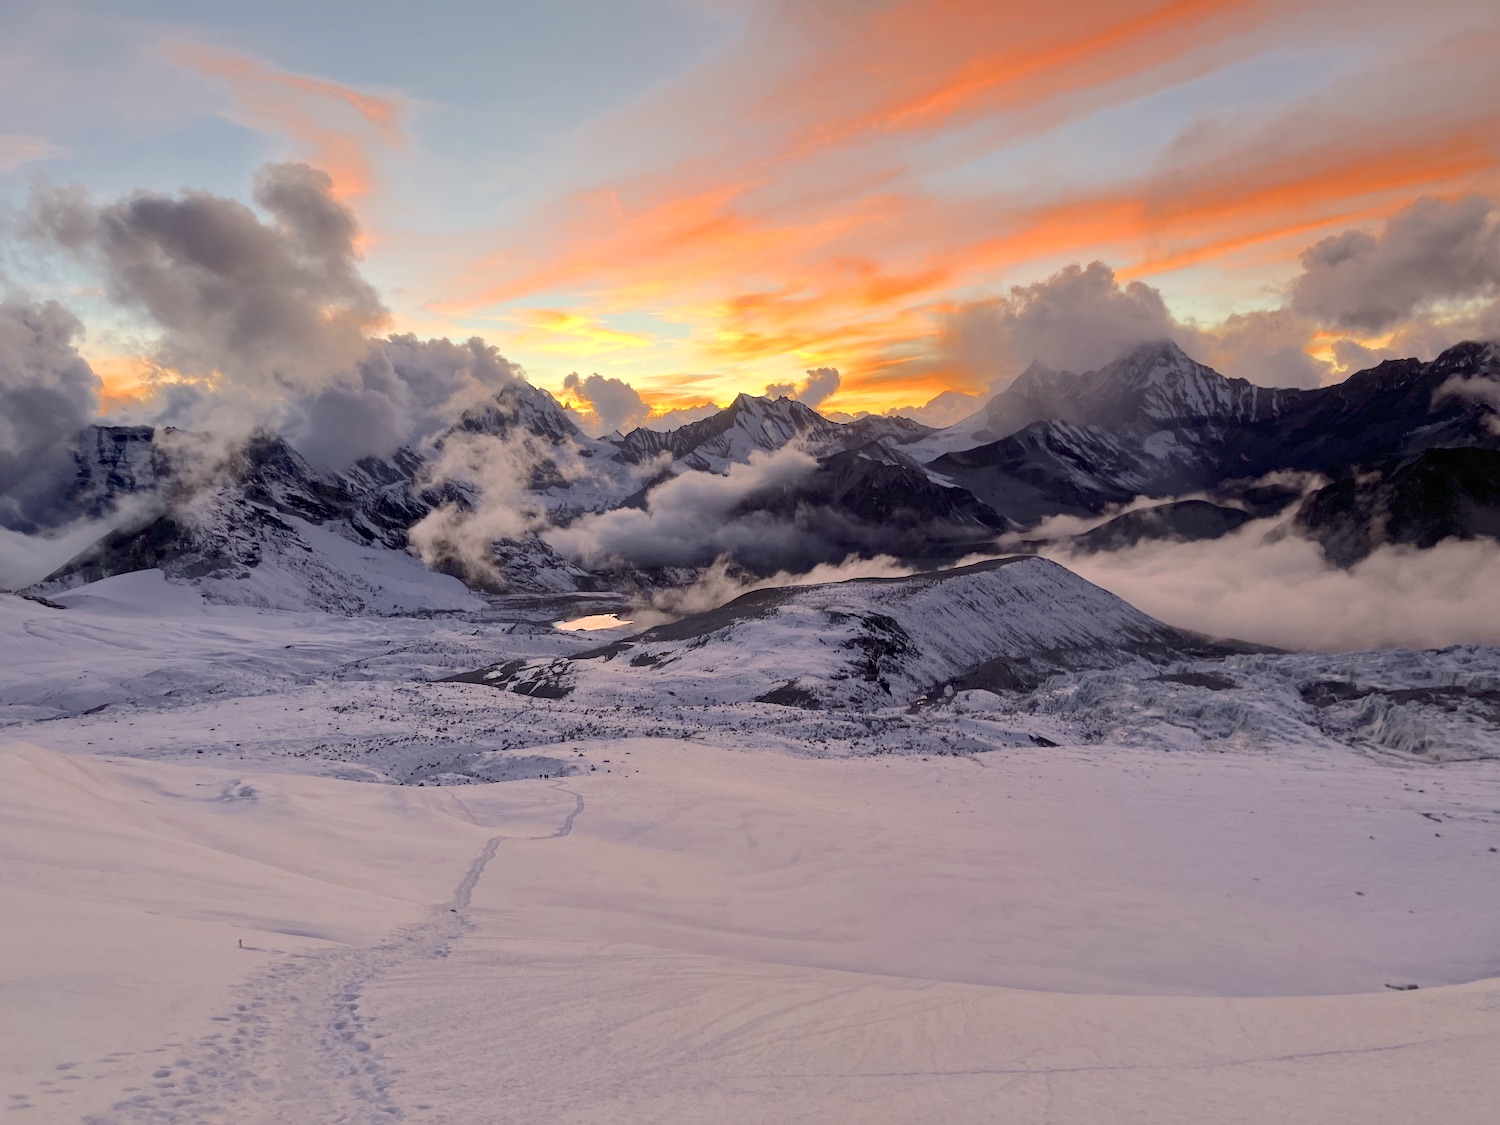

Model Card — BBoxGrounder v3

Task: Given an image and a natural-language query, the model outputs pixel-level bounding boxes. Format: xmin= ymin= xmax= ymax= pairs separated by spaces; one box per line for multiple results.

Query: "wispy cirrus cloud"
xmin=0 ymin=134 xmax=63 ymax=173
xmin=164 ymin=42 xmax=405 ymax=200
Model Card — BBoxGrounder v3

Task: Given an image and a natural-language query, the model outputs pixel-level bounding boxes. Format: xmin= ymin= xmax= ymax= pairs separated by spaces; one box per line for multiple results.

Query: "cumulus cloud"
xmin=943 ymin=262 xmax=1176 ymax=388
xmin=0 ymin=299 xmax=102 ymax=531
xmin=1045 ymin=520 xmax=1500 ymax=651
xmin=932 ymin=201 xmax=1500 ymax=395
xmin=28 ymin=163 xmax=381 ymax=384
xmin=24 ymin=164 xmax=522 ymax=467
xmin=1291 ymin=195 xmax=1500 ymax=334
xmin=1181 ymin=307 xmax=1328 ymax=390
xmin=544 ymin=446 xmax=820 ymax=571
xmin=765 ymin=366 xmax=841 ymax=409
xmin=291 ymin=333 xmax=523 ymax=467
xmin=561 ymin=371 xmax=650 ymax=435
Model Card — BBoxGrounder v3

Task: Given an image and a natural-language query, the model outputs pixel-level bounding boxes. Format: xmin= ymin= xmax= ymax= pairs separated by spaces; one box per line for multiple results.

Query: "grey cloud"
xmin=1291 ymin=195 xmax=1500 ymax=333
xmin=1182 ymin=308 xmax=1329 ymax=389
xmin=27 ymin=163 xmax=383 ymax=387
xmin=1435 ymin=371 xmax=1500 ymax=436
xmin=765 ymin=366 xmax=840 ymax=409
xmin=285 ymin=334 xmax=523 ymax=467
xmin=944 ymin=262 xmax=1176 ymax=388
xmin=562 ymin=371 xmax=650 ymax=435
xmin=24 ymin=164 xmax=524 ymax=467
xmin=0 ymin=298 xmax=101 ymax=531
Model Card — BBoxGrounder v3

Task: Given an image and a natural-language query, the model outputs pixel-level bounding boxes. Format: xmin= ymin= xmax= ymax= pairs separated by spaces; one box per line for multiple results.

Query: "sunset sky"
xmin=3 ymin=0 xmax=1498 ymax=422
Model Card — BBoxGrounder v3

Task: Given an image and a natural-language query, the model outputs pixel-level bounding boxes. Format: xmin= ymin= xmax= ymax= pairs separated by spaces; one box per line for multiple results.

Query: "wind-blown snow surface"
xmin=2 ymin=570 xmax=1499 ymax=1122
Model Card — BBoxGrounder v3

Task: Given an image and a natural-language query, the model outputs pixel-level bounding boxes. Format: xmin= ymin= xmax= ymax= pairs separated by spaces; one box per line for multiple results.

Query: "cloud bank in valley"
xmin=1046 ymin=519 xmax=1500 ymax=652
xmin=543 ymin=446 xmax=821 ymax=571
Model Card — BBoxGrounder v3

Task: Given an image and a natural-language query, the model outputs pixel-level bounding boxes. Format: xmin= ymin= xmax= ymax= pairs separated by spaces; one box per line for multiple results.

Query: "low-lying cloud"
xmin=630 ymin=552 xmax=915 ymax=628
xmin=544 ymin=446 xmax=820 ymax=571
xmin=1045 ymin=520 xmax=1500 ymax=651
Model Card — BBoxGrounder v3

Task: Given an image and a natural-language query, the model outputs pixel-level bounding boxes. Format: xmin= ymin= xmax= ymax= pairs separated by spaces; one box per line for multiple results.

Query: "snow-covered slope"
xmin=28 ymin=431 xmax=484 ymax=613
xmin=453 ymin=556 xmax=1254 ymax=707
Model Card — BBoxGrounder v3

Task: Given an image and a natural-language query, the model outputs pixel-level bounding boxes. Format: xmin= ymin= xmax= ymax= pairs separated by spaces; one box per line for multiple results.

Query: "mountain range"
xmin=15 ymin=337 xmax=1500 ymax=611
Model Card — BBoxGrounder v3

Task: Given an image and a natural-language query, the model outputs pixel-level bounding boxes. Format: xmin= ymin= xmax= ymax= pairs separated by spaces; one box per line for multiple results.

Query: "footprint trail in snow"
xmin=82 ymin=787 xmax=584 ymax=1124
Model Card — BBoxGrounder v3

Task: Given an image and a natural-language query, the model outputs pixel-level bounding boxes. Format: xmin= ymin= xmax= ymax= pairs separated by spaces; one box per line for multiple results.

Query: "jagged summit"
xmin=614 ymin=392 xmax=843 ymax=471
xmin=452 ymin=381 xmax=586 ymax=446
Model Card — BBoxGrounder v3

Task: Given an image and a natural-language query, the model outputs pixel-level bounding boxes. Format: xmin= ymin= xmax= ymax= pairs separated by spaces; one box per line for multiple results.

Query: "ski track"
xmin=81 ymin=785 xmax=585 ymax=1125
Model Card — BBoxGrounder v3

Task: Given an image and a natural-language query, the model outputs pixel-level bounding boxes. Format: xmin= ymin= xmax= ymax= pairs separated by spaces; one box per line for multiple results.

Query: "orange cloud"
xmin=421 ymin=1 xmax=1499 ymax=411
xmin=515 ymin=310 xmax=657 ymax=354
xmin=88 ymin=355 xmax=156 ymax=412
xmin=166 ymin=42 xmax=403 ymax=199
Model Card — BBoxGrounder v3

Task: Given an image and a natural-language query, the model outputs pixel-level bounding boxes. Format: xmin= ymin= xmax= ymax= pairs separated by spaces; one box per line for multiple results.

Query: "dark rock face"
xmin=929 ymin=341 xmax=1500 ymax=529
xmin=1069 ymin=500 xmax=1254 ymax=554
xmin=1226 ymin=342 xmax=1500 ymax=477
xmin=736 ymin=441 xmax=1013 ymax=567
xmin=1294 ymin=447 xmax=1500 ymax=566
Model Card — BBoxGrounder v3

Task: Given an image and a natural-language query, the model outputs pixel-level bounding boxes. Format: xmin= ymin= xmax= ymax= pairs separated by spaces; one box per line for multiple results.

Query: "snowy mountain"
xmin=928 ymin=418 xmax=1233 ymax=524
xmin=450 ymin=555 xmax=1259 ymax=708
xmin=30 ymin=432 xmax=481 ymax=613
xmin=20 ymin=339 xmax=1500 ymax=608
xmin=910 ymin=340 xmax=1296 ymax=461
xmin=742 ymin=439 xmax=1014 ymax=562
xmin=613 ymin=393 xmax=846 ymax=472
xmin=613 ymin=393 xmax=934 ymax=475
xmin=927 ymin=340 xmax=1500 ymax=526
xmin=451 ymin=380 xmax=594 ymax=448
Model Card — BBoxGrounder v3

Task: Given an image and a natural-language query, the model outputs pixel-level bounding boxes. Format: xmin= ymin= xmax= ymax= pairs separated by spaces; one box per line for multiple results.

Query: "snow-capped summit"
xmin=1075 ymin=339 xmax=1293 ymax=425
xmin=910 ymin=339 xmax=1297 ymax=461
xmin=614 ymin=393 xmax=844 ymax=472
xmin=451 ymin=381 xmax=589 ymax=447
